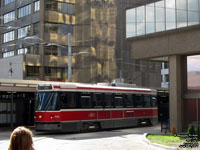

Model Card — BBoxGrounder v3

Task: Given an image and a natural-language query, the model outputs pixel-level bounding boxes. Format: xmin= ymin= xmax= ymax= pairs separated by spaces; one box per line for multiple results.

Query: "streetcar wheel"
xmin=81 ymin=123 xmax=89 ymax=132
xmin=144 ymin=119 xmax=150 ymax=126
xmin=137 ymin=119 xmax=142 ymax=127
xmin=147 ymin=119 xmax=152 ymax=126
xmin=94 ymin=123 xmax=101 ymax=131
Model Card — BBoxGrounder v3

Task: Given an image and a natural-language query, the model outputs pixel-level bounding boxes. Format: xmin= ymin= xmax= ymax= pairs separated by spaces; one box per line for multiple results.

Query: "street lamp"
xmin=67 ymin=33 xmax=90 ymax=82
xmin=68 ymin=33 xmax=72 ymax=82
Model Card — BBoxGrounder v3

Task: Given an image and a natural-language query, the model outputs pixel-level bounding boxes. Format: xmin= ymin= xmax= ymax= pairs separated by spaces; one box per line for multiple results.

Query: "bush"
xmin=187 ymin=125 xmax=195 ymax=135
xmin=196 ymin=125 xmax=200 ymax=139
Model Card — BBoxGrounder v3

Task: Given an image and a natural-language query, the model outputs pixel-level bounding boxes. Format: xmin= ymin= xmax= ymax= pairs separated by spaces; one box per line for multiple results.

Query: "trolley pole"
xmin=68 ymin=33 xmax=72 ymax=82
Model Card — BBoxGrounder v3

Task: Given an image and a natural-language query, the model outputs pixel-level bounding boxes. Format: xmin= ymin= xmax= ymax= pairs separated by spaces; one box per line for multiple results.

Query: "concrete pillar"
xmin=169 ymin=55 xmax=185 ymax=133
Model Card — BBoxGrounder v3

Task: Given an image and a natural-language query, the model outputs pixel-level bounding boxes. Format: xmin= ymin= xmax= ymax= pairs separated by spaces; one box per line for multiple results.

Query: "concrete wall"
xmin=0 ymin=55 xmax=24 ymax=79
xmin=130 ymin=26 xmax=200 ymax=60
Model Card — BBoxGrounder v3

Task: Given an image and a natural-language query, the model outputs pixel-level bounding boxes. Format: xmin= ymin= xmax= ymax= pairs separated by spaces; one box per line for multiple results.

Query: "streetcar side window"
xmin=60 ymin=92 xmax=76 ymax=109
xmin=123 ymin=94 xmax=133 ymax=108
xmin=151 ymin=95 xmax=157 ymax=107
xmin=93 ymin=93 xmax=103 ymax=108
xmin=104 ymin=94 xmax=113 ymax=108
xmin=143 ymin=95 xmax=151 ymax=108
xmin=134 ymin=94 xmax=143 ymax=108
xmin=81 ymin=93 xmax=92 ymax=108
xmin=114 ymin=94 xmax=123 ymax=108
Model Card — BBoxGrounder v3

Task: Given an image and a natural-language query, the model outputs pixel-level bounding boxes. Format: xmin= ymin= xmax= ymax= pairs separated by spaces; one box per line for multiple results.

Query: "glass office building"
xmin=126 ymin=0 xmax=200 ymax=38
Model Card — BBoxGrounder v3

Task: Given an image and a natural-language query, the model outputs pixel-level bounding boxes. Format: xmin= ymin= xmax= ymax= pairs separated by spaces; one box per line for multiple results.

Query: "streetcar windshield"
xmin=37 ymin=92 xmax=59 ymax=111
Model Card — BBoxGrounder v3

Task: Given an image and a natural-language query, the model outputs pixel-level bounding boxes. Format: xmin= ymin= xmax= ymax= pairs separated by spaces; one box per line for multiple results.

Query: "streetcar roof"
xmin=37 ymin=82 xmax=157 ymax=94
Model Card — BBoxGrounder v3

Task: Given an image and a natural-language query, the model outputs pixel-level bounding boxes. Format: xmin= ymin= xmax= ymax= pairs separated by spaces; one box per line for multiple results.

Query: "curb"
xmin=143 ymin=133 xmax=179 ymax=150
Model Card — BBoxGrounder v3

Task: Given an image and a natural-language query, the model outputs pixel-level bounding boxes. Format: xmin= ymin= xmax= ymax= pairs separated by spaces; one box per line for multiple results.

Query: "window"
xmin=46 ymin=0 xmax=58 ymax=11
xmin=126 ymin=0 xmax=200 ymax=38
xmin=155 ymin=1 xmax=165 ymax=32
xmin=33 ymin=44 xmax=39 ymax=54
xmin=26 ymin=66 xmax=40 ymax=76
xmin=124 ymin=94 xmax=133 ymax=108
xmin=46 ymin=0 xmax=74 ymax=15
xmin=3 ymin=11 xmax=15 ymax=24
xmin=166 ymin=0 xmax=176 ymax=30
xmin=136 ymin=6 xmax=145 ymax=36
xmin=104 ymin=94 xmax=113 ymax=108
xmin=60 ymin=92 xmax=76 ymax=109
xmin=4 ymin=0 xmax=15 ymax=5
xmin=17 ymin=48 xmax=28 ymax=55
xmin=114 ymin=94 xmax=123 ymax=108
xmin=93 ymin=93 xmax=103 ymax=108
xmin=34 ymin=1 xmax=40 ymax=12
xmin=60 ymin=47 xmax=68 ymax=56
xmin=146 ymin=3 xmax=155 ymax=34
xmin=44 ymin=45 xmax=58 ymax=55
xmin=143 ymin=95 xmax=151 ymax=107
xmin=188 ymin=0 xmax=199 ymax=25
xmin=2 ymin=51 xmax=14 ymax=58
xmin=18 ymin=25 xmax=31 ymax=39
xmin=165 ymin=74 xmax=169 ymax=82
xmin=18 ymin=4 xmax=31 ymax=18
xmin=45 ymin=23 xmax=58 ymax=33
xmin=134 ymin=95 xmax=143 ymax=108
xmin=163 ymin=62 xmax=169 ymax=69
xmin=3 ymin=31 xmax=15 ymax=43
xmin=81 ymin=93 xmax=92 ymax=108
xmin=45 ymin=67 xmax=64 ymax=78
xmin=176 ymin=0 xmax=187 ymax=28
xmin=126 ymin=9 xmax=136 ymax=38
xmin=59 ymin=3 xmax=74 ymax=14
xmin=33 ymin=22 xmax=39 ymax=35
xmin=58 ymin=24 xmax=73 ymax=35
xmin=45 ymin=22 xmax=73 ymax=35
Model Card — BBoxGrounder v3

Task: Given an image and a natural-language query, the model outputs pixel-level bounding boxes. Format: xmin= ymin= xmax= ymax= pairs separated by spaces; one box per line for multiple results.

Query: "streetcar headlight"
xmin=39 ymin=115 xmax=42 ymax=119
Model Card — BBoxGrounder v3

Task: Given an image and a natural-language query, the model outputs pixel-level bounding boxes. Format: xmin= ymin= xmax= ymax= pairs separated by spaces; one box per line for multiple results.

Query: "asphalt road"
xmin=0 ymin=125 xmax=166 ymax=150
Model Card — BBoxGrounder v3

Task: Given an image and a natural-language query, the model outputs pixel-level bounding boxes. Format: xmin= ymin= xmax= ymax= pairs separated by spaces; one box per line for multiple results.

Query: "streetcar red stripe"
xmin=35 ymin=109 xmax=158 ymax=122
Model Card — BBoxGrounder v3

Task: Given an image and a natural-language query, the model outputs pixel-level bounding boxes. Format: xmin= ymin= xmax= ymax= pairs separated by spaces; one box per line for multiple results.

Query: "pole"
xmin=68 ymin=33 xmax=72 ymax=82
xmin=197 ymin=98 xmax=199 ymax=124
xmin=11 ymin=92 xmax=13 ymax=129
xmin=120 ymin=70 xmax=122 ymax=83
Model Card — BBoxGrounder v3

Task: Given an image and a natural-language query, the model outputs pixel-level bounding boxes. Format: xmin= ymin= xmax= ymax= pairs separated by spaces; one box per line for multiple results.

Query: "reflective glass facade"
xmin=18 ymin=4 xmax=31 ymax=18
xmin=34 ymin=1 xmax=40 ymax=12
xmin=17 ymin=25 xmax=31 ymax=39
xmin=4 ymin=0 xmax=15 ymax=5
xmin=3 ymin=31 xmax=14 ymax=43
xmin=3 ymin=11 xmax=15 ymax=24
xmin=3 ymin=51 xmax=14 ymax=58
xmin=126 ymin=0 xmax=200 ymax=38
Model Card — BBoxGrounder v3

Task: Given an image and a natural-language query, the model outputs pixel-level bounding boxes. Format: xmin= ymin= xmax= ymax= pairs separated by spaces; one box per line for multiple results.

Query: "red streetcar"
xmin=34 ymin=82 xmax=158 ymax=132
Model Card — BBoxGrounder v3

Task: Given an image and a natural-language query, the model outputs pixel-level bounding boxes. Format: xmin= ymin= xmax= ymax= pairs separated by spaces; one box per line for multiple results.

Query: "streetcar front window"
xmin=37 ymin=92 xmax=59 ymax=111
